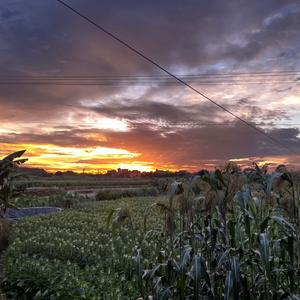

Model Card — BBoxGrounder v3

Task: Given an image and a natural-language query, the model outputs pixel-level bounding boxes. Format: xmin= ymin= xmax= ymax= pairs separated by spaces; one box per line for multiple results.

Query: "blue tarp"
xmin=5 ymin=207 xmax=62 ymax=222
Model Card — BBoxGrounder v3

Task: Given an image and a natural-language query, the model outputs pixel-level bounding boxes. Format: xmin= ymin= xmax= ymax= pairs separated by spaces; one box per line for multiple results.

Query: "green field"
xmin=16 ymin=177 xmax=152 ymax=188
xmin=2 ymin=197 xmax=163 ymax=299
xmin=1 ymin=168 xmax=300 ymax=299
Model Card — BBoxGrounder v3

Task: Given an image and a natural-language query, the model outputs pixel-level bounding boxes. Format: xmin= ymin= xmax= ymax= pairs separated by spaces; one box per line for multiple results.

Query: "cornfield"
xmin=0 ymin=162 xmax=299 ymax=299
xmin=134 ymin=163 xmax=300 ymax=299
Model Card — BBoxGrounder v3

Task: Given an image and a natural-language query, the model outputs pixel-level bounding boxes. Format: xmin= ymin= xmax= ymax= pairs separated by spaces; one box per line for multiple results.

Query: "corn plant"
xmin=135 ymin=165 xmax=300 ymax=299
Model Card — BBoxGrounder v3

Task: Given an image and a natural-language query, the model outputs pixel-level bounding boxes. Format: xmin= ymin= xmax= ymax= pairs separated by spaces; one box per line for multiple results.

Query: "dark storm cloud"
xmin=1 ymin=0 xmax=300 ymax=167
xmin=102 ymin=124 xmax=300 ymax=163
xmin=91 ymin=98 xmax=288 ymax=124
xmin=221 ymin=3 xmax=300 ymax=63
xmin=0 ymin=130 xmax=94 ymax=147
xmin=92 ymin=100 xmax=199 ymax=123
xmin=1 ymin=0 xmax=299 ymax=108
xmin=1 ymin=0 xmax=299 ymax=77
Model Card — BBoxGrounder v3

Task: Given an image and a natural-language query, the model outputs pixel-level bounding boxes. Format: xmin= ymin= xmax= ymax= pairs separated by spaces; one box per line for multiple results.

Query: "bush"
xmin=13 ymin=193 xmax=82 ymax=209
xmin=95 ymin=187 xmax=159 ymax=201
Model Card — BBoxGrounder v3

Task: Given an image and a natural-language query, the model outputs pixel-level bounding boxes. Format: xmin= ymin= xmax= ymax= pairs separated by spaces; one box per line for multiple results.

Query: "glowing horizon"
xmin=0 ymin=142 xmax=298 ymax=174
xmin=1 ymin=1 xmax=300 ymax=172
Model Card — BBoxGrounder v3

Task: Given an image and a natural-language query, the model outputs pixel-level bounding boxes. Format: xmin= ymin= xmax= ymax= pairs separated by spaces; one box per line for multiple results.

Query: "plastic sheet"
xmin=5 ymin=207 xmax=62 ymax=222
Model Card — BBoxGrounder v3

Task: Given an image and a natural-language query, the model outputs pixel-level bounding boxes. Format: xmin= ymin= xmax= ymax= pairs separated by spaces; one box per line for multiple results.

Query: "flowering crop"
xmin=2 ymin=197 xmax=163 ymax=299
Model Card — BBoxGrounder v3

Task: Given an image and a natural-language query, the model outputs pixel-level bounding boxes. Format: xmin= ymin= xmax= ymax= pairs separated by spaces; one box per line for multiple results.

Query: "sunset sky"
xmin=1 ymin=0 xmax=300 ymax=173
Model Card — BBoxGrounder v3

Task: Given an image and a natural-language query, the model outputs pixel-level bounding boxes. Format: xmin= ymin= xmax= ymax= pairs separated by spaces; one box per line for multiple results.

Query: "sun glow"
xmin=37 ymin=145 xmax=139 ymax=158
xmin=0 ymin=143 xmax=149 ymax=173
xmin=117 ymin=163 xmax=155 ymax=172
xmin=1 ymin=141 xmax=299 ymax=174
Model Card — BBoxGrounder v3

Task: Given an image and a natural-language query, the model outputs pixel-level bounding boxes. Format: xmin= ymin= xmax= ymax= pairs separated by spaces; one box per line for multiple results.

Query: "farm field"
xmin=2 ymin=0 xmax=300 ymax=299
xmin=17 ymin=177 xmax=152 ymax=188
xmin=2 ymin=197 xmax=163 ymax=299
xmin=1 ymin=165 xmax=300 ymax=299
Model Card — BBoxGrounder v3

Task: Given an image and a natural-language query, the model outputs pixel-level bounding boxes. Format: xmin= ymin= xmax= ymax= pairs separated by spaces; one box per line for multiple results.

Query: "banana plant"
xmin=0 ymin=150 xmax=27 ymax=217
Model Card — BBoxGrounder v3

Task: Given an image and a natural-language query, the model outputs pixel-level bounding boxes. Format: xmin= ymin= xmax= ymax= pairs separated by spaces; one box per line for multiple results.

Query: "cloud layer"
xmin=1 ymin=0 xmax=300 ymax=171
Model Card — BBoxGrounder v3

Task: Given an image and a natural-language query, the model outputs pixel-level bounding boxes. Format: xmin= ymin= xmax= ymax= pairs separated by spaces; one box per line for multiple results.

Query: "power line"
xmin=1 ymin=74 xmax=299 ymax=81
xmin=165 ymin=123 xmax=300 ymax=127
xmin=0 ymin=78 xmax=298 ymax=81
xmin=1 ymin=71 xmax=299 ymax=85
xmin=0 ymin=74 xmax=299 ymax=85
xmin=1 ymin=70 xmax=300 ymax=78
xmin=2 ymin=120 xmax=300 ymax=127
xmin=0 ymin=81 xmax=297 ymax=86
xmin=41 ymin=0 xmax=300 ymax=156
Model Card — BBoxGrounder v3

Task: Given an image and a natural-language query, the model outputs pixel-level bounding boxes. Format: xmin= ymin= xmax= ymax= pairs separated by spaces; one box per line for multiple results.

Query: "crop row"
xmin=2 ymin=165 xmax=300 ymax=299
xmin=2 ymin=198 xmax=164 ymax=299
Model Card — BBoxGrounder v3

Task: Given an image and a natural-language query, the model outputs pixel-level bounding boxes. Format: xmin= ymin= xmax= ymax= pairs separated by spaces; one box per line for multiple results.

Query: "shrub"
xmin=95 ymin=187 xmax=159 ymax=201
xmin=14 ymin=193 xmax=81 ymax=209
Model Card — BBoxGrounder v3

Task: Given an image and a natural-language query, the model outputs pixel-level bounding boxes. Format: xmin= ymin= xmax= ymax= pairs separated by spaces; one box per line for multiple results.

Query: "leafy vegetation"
xmin=0 ymin=150 xmax=27 ymax=299
xmin=2 ymin=198 xmax=163 ymax=299
xmin=95 ymin=187 xmax=159 ymax=201
xmin=1 ymin=162 xmax=300 ymax=299
xmin=133 ymin=164 xmax=300 ymax=299
xmin=13 ymin=193 xmax=84 ymax=209
xmin=17 ymin=178 xmax=151 ymax=188
xmin=0 ymin=150 xmax=27 ymax=217
xmin=0 ymin=150 xmax=28 ymax=253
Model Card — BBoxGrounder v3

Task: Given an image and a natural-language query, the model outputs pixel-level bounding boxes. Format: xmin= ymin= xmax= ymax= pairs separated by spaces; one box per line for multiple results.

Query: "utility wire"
xmin=0 ymin=77 xmax=298 ymax=85
xmin=1 ymin=72 xmax=299 ymax=85
xmin=1 ymin=77 xmax=298 ymax=85
xmin=1 ymin=70 xmax=300 ymax=78
xmin=56 ymin=0 xmax=300 ymax=156
xmin=0 ymin=81 xmax=297 ymax=86
xmin=1 ymin=74 xmax=299 ymax=81
xmin=0 ymin=72 xmax=299 ymax=85
xmin=2 ymin=120 xmax=300 ymax=127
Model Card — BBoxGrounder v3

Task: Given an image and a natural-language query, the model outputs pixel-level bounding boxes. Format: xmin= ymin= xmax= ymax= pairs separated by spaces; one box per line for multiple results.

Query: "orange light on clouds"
xmin=229 ymin=155 xmax=298 ymax=170
xmin=1 ymin=142 xmax=299 ymax=173
xmin=0 ymin=142 xmax=156 ymax=173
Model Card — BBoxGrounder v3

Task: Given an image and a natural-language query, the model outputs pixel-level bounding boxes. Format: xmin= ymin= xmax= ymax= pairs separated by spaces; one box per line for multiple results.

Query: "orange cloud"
xmin=0 ymin=142 xmax=153 ymax=173
xmin=0 ymin=141 xmax=297 ymax=174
